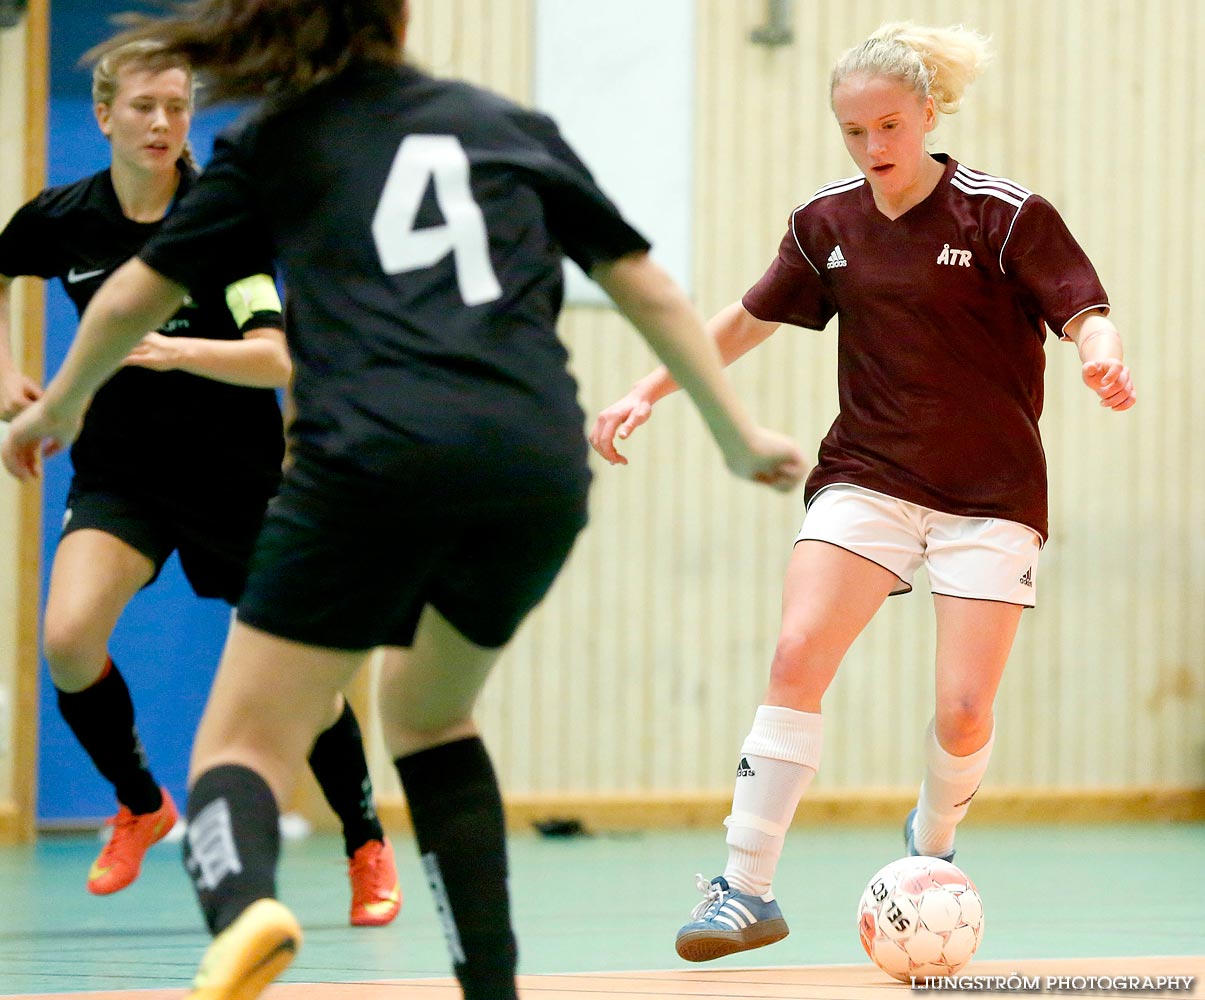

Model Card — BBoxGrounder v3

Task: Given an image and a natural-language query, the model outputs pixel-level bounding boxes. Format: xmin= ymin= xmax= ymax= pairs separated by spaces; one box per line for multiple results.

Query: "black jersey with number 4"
xmin=138 ymin=63 xmax=651 ymax=508
xmin=0 ymin=165 xmax=284 ymax=507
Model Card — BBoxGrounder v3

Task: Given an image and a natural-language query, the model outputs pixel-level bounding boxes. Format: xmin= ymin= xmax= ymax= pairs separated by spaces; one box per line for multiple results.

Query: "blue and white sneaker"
xmin=675 ymin=874 xmax=789 ymax=962
xmin=904 ymin=807 xmax=956 ymax=863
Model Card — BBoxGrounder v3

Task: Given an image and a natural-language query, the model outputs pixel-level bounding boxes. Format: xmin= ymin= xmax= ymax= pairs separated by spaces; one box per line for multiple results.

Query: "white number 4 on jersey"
xmin=372 ymin=134 xmax=503 ymax=307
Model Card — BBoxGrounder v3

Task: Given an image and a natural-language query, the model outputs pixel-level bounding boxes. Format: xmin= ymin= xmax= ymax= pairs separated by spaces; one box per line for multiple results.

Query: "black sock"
xmin=395 ymin=737 xmax=518 ymax=1000
xmin=307 ymin=699 xmax=384 ymax=857
xmin=184 ymin=764 xmax=280 ymax=935
xmin=56 ymin=658 xmax=162 ymax=814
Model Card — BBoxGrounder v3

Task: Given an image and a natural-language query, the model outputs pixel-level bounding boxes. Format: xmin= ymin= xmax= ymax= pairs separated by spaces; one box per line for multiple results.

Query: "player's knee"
xmin=769 ymin=626 xmax=827 ymax=680
xmin=934 ymin=700 xmax=993 ymax=752
xmin=41 ymin=617 xmax=105 ymax=686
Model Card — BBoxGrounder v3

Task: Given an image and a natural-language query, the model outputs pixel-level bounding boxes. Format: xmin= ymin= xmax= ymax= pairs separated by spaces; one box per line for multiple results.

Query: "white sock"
xmin=722 ymin=705 xmax=823 ymax=898
xmin=914 ymin=719 xmax=994 ymax=857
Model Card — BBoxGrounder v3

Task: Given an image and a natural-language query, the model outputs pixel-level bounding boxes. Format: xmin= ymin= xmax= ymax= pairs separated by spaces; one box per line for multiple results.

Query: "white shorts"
xmin=796 ymin=484 xmax=1041 ymax=607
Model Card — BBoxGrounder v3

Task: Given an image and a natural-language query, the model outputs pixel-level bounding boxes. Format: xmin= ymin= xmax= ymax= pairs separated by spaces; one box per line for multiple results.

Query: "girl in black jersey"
xmin=592 ymin=23 xmax=1136 ymax=964
xmin=0 ymin=39 xmax=401 ymax=927
xmin=3 ymin=2 xmax=805 ymax=998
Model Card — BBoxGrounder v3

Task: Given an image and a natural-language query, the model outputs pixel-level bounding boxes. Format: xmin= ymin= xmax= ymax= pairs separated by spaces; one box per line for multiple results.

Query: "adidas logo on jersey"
xmin=826 ymin=245 xmax=847 ymax=269
xmin=1019 ymin=566 xmax=1034 ymax=588
xmin=735 ymin=757 xmax=757 ymax=778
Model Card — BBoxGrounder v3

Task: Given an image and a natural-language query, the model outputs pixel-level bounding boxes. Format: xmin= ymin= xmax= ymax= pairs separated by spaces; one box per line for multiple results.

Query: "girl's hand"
xmin=122 ymin=331 xmax=182 ymax=372
xmin=589 ymin=390 xmax=655 ymax=466
xmin=726 ymin=426 xmax=809 ymax=493
xmin=0 ymin=370 xmax=42 ymax=421
xmin=1 ymin=397 xmax=84 ymax=480
xmin=1081 ymin=359 xmax=1136 ymax=411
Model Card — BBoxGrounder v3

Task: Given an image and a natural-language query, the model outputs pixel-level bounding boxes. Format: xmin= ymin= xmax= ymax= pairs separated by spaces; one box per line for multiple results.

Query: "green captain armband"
xmin=225 ymin=273 xmax=283 ymax=331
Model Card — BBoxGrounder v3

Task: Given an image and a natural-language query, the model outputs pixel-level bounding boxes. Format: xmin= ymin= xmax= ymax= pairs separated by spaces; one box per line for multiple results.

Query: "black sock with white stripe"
xmin=184 ymin=764 xmax=280 ymax=935
xmin=394 ymin=737 xmax=517 ymax=1000
xmin=56 ymin=657 xmax=162 ymax=814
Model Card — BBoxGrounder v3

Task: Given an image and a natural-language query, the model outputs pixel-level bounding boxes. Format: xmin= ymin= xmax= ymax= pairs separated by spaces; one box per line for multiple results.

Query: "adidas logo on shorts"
xmin=1019 ymin=566 xmax=1034 ymax=587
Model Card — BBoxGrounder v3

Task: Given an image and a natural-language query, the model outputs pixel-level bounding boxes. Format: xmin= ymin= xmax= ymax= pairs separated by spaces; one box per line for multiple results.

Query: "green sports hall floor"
xmin=1 ymin=822 xmax=1202 ymax=993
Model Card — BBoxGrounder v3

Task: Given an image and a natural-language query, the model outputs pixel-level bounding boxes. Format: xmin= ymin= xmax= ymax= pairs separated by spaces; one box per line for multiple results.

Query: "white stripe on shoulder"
xmin=951 ymin=164 xmax=1032 ymax=209
xmin=805 ymin=175 xmax=866 ymax=205
xmin=954 ymin=163 xmax=1032 ymax=197
xmin=954 ymin=163 xmax=1031 ymax=200
xmin=952 ymin=165 xmax=1035 ymax=272
xmin=790 ymin=176 xmax=864 ymax=274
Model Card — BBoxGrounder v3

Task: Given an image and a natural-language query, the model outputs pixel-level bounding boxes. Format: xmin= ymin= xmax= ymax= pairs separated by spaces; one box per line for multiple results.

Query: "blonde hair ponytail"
xmin=180 ymin=140 xmax=199 ymax=172
xmin=831 ymin=22 xmax=991 ymax=116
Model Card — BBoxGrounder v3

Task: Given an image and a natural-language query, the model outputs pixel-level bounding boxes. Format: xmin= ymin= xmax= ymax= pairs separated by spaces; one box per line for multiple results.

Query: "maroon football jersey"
xmin=743 ymin=155 xmax=1109 ymax=539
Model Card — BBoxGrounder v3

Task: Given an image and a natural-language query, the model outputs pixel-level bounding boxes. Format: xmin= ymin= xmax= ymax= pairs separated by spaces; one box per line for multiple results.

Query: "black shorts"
xmin=61 ymin=480 xmax=268 ymax=605
xmin=236 ymin=460 xmax=589 ymax=651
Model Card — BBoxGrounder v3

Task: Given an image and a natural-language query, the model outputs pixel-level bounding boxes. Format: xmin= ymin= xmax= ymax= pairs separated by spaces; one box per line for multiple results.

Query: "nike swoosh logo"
xmin=67 ymin=267 xmax=106 ymax=284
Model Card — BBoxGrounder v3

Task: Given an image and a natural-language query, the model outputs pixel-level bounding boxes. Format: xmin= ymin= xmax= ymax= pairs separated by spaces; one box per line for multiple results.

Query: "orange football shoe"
xmin=348 ymin=837 xmax=402 ymax=927
xmin=87 ymin=787 xmax=179 ymax=895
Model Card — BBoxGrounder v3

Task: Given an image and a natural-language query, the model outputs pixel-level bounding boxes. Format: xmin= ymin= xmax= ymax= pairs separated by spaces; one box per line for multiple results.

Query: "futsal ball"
xmin=857 ymin=856 xmax=984 ymax=983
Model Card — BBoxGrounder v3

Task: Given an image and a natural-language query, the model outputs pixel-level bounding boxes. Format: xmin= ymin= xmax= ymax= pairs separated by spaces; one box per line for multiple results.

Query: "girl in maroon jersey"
xmin=591 ymin=22 xmax=1135 ymax=963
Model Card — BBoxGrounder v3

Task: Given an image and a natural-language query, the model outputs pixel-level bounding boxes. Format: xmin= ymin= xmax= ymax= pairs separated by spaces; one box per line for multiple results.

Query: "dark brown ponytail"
xmin=86 ymin=0 xmax=407 ymax=104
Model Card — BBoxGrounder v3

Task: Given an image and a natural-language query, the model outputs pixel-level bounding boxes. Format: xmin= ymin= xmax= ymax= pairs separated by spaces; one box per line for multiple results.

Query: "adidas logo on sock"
xmin=826 ymin=244 xmax=847 ymax=269
xmin=735 ymin=757 xmax=756 ymax=778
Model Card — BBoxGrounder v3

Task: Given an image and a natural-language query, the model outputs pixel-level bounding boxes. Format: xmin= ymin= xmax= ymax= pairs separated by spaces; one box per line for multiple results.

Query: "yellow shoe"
xmin=87 ymin=788 xmax=179 ymax=895
xmin=189 ymin=899 xmax=301 ymax=1000
xmin=348 ymin=837 xmax=402 ymax=927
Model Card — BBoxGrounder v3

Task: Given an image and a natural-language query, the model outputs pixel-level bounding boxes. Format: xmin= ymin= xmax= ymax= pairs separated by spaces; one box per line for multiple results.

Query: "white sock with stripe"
xmin=722 ymin=705 xmax=823 ymax=899
xmin=913 ymin=719 xmax=994 ymax=857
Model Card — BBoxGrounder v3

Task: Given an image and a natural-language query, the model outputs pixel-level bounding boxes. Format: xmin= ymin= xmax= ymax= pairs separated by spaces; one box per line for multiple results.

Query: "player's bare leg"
xmin=43 ymin=528 xmax=152 ymax=691
xmin=907 ymin=596 xmax=1023 ymax=860
xmin=375 ymin=613 xmax=500 ymax=756
xmin=44 ymin=529 xmax=177 ymax=894
xmin=678 ymin=541 xmax=897 ymax=961
xmin=764 ymin=540 xmax=899 ymax=712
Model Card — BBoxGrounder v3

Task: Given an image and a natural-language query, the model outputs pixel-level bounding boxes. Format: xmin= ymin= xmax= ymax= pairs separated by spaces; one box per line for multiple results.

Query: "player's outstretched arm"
xmin=1065 ymin=310 xmax=1136 ymax=411
xmin=588 ymin=266 xmax=782 ymax=465
xmin=1 ymin=258 xmax=185 ymax=480
xmin=590 ymin=251 xmax=805 ymax=492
